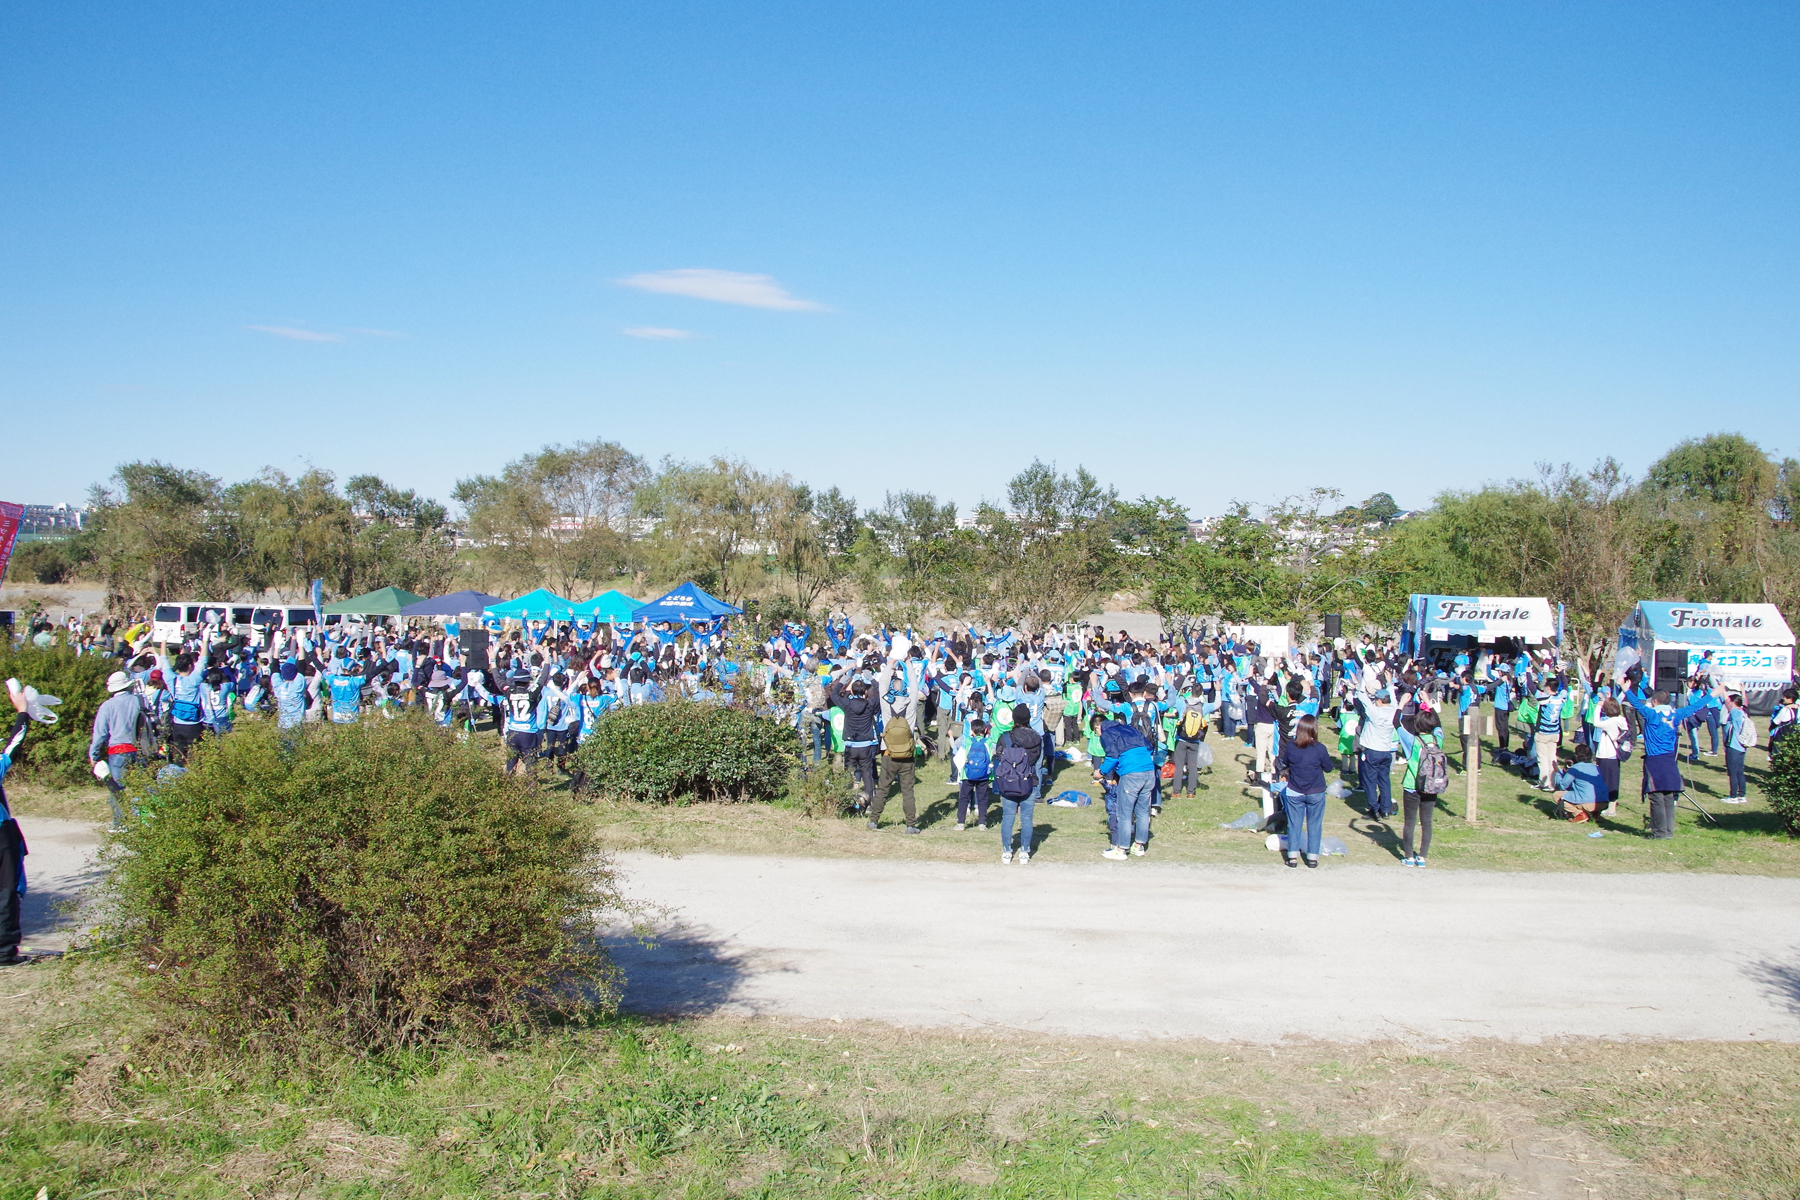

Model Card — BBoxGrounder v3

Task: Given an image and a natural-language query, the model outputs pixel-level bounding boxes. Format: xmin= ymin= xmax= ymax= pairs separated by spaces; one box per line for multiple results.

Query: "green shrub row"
xmin=571 ymin=699 xmax=799 ymax=804
xmin=99 ymin=715 xmax=625 ymax=1054
xmin=0 ymin=643 xmax=116 ymax=785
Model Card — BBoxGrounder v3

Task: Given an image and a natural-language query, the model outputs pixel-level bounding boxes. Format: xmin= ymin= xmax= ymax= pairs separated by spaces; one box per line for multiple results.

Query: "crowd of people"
xmin=12 ymin=606 xmax=1798 ymax=864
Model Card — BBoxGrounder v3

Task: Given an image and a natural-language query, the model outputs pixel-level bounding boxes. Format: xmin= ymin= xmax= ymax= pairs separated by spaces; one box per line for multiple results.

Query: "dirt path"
xmin=608 ymin=852 xmax=1800 ymax=1043
xmin=16 ymin=816 xmax=106 ymax=952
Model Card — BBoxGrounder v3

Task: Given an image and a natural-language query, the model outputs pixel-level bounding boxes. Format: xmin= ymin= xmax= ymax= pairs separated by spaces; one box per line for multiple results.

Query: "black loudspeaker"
xmin=1653 ymin=648 xmax=1688 ymax=696
xmin=459 ymin=627 xmax=490 ymax=672
xmin=1323 ymin=613 xmax=1343 ymax=640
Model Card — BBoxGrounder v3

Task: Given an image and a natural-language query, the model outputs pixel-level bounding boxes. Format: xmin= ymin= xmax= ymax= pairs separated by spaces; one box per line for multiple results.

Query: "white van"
xmin=150 ymin=602 xmax=333 ymax=644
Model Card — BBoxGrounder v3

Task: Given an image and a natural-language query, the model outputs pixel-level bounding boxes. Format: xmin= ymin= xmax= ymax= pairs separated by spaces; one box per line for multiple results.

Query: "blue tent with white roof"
xmin=632 ymin=581 xmax=742 ymax=624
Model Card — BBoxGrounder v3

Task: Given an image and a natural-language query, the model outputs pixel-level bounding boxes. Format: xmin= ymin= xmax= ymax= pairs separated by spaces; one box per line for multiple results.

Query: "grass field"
xmin=4 ymin=957 xmax=1798 ymax=1199
xmin=575 ymin=720 xmax=1800 ymax=877
xmin=14 ymin=714 xmax=1797 ymax=878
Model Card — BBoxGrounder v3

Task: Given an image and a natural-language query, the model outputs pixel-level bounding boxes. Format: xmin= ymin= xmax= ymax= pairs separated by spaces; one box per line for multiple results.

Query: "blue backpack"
xmin=965 ymin=739 xmax=991 ymax=780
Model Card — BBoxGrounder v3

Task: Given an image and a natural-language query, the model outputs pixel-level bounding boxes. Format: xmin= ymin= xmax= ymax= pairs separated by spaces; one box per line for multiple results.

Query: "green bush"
xmin=12 ymin=541 xmax=72 ymax=584
xmin=786 ymin=763 xmax=859 ymax=818
xmin=0 ymin=643 xmax=115 ymax=785
xmin=1767 ymin=736 xmax=1800 ymax=837
xmin=98 ymin=715 xmax=624 ymax=1055
xmin=571 ymin=699 xmax=799 ymax=804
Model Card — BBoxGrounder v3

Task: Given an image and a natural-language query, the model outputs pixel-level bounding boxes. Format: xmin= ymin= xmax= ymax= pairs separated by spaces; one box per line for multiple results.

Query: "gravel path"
xmin=608 ymin=852 xmax=1800 ymax=1043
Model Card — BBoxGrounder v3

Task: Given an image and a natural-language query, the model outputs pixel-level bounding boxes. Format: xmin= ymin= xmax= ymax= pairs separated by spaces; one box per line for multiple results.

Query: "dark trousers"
xmin=1360 ymin=749 xmax=1395 ymax=817
xmin=874 ymin=757 xmax=917 ymax=825
xmin=1647 ymin=791 xmax=1677 ymax=838
xmin=0 ymin=820 xmax=20 ymax=950
xmin=1496 ymin=712 xmax=1511 ymax=752
xmin=168 ymin=722 xmax=203 ymax=765
xmin=1597 ymin=756 xmax=1621 ymax=803
xmin=1171 ymin=740 xmax=1205 ymax=793
xmin=1402 ymin=789 xmax=1435 ymax=859
xmin=1726 ymin=747 xmax=1747 ymax=798
xmin=845 ymin=745 xmax=878 ymax=807
xmin=957 ymin=778 xmax=989 ymax=825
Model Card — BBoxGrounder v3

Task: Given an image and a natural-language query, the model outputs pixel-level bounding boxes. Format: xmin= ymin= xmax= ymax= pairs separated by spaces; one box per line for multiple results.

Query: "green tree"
xmin=87 ymin=462 xmax=227 ymax=606
xmin=455 ymin=440 xmax=648 ymax=598
xmin=633 ymin=457 xmax=777 ymax=606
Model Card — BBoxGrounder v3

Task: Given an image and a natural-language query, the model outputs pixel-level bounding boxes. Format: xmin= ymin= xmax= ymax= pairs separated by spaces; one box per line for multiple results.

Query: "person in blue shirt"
xmin=324 ymin=663 xmax=364 ymax=724
xmin=0 ymin=688 xmax=34 ymax=965
xmin=1625 ymin=680 xmax=1723 ymax=839
xmin=1093 ymin=715 xmax=1156 ymax=860
xmin=1552 ymin=744 xmax=1606 ymax=824
xmin=502 ymin=674 xmax=549 ymax=777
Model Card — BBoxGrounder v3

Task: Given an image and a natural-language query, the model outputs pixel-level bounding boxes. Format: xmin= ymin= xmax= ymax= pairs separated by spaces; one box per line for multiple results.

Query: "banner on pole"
xmin=0 ymin=502 xmax=23 ymax=585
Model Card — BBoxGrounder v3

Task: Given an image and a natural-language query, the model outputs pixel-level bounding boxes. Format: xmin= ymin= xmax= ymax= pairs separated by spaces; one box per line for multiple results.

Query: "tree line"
xmin=14 ymin=432 xmax=1796 ymax=658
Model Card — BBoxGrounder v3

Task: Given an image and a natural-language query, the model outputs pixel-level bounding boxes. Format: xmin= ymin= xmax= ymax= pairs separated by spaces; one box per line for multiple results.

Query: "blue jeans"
xmin=103 ymin=750 xmax=136 ymax=826
xmin=1001 ymin=796 xmax=1035 ymax=853
xmin=1359 ymin=750 xmax=1394 ymax=817
xmin=1114 ymin=770 xmax=1156 ymax=848
xmin=1283 ymin=790 xmax=1326 ymax=858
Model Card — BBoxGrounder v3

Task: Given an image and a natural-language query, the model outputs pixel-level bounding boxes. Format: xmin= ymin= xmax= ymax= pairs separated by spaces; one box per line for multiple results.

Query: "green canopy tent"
xmin=483 ymin=588 xmax=577 ymax=621
xmin=320 ymin=586 xmax=426 ymax=616
xmin=571 ymin=589 xmax=641 ymax=623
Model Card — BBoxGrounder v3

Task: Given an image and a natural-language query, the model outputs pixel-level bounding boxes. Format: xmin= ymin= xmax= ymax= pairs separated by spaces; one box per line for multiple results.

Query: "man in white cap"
xmin=89 ymin=670 xmax=145 ymax=828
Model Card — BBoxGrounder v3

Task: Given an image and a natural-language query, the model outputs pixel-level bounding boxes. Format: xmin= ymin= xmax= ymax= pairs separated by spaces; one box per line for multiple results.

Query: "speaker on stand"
xmin=459 ymin=626 xmax=490 ymax=673
xmin=1323 ymin=613 xmax=1343 ymax=640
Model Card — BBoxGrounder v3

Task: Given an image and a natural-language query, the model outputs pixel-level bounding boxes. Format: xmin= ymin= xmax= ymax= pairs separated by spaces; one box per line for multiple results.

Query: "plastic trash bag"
xmin=1222 ymin=810 xmax=1263 ymax=829
xmin=1048 ymin=790 xmax=1092 ymax=807
xmin=1320 ymin=836 xmax=1348 ymax=856
xmin=1326 ymin=781 xmax=1354 ymax=798
xmin=1192 ymin=742 xmax=1214 ymax=769
xmin=6 ymin=679 xmax=61 ymax=725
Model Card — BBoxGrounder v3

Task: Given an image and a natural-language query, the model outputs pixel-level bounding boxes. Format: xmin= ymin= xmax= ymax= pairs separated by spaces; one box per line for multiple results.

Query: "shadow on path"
xmin=604 ymin=925 xmax=785 ymax=1018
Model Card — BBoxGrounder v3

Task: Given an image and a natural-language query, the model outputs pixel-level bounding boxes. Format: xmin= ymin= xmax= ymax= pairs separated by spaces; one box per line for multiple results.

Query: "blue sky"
xmin=3 ymin=2 xmax=1796 ymax=517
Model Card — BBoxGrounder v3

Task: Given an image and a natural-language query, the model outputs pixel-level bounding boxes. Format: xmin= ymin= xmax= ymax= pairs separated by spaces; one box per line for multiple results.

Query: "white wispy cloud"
xmin=617 ymin=268 xmax=826 ymax=311
xmin=247 ymin=324 xmax=344 ymax=342
xmin=622 ymin=326 xmax=696 ymax=340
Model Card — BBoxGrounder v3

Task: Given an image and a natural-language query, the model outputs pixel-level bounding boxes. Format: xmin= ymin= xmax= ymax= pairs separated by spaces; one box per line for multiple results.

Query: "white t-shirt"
xmin=1594 ymin=714 xmax=1630 ymax=760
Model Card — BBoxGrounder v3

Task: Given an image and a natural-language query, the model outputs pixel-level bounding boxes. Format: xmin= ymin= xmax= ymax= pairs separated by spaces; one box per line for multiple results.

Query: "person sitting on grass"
xmin=1552 ymin=744 xmax=1606 ymax=824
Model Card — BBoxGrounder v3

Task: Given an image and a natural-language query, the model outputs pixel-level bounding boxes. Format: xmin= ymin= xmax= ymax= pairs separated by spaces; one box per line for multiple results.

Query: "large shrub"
xmin=1768 ymin=736 xmax=1800 ymax=837
xmin=572 ymin=699 xmax=799 ymax=803
xmin=98 ymin=715 xmax=624 ymax=1054
xmin=0 ymin=643 xmax=114 ymax=785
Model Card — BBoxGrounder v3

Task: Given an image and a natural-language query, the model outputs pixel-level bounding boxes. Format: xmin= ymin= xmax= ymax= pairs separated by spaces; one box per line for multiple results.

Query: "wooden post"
xmin=1463 ymin=709 xmax=1480 ymax=822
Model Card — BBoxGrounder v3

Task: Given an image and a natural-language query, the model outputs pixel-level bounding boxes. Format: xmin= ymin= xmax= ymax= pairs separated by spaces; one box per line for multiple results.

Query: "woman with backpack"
xmin=1399 ymin=708 xmax=1449 ymax=866
xmin=1273 ymin=712 xmax=1335 ymax=868
xmin=1591 ymin=696 xmax=1630 ymax=812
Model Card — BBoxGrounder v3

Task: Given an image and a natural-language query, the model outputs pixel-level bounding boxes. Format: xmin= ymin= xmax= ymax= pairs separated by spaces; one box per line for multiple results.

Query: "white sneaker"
xmin=1001 ymin=850 xmax=1013 ymax=864
xmin=1101 ymin=846 xmax=1128 ymax=861
xmin=1017 ymin=851 xmax=1030 ymax=865
xmin=1131 ymin=843 xmax=1146 ymax=857
xmin=1723 ymin=796 xmax=1748 ymax=804
xmin=954 ymin=822 xmax=966 ymax=831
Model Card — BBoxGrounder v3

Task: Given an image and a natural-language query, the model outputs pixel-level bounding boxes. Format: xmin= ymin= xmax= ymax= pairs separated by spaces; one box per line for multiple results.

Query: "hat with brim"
xmin=106 ymin=671 xmax=133 ymax=694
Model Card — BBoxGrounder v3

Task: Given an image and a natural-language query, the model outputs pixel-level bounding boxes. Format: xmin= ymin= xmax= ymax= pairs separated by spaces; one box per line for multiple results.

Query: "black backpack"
xmin=993 ymin=734 xmax=1036 ymax=798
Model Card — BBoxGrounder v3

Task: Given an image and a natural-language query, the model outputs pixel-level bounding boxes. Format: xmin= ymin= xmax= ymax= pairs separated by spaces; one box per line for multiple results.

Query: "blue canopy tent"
xmin=484 ymin=588 xmax=577 ymax=621
xmin=398 ymin=589 xmax=504 ymax=617
xmin=571 ymin=589 xmax=641 ymax=623
xmin=632 ymin=582 xmax=743 ymax=644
